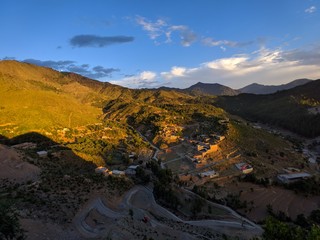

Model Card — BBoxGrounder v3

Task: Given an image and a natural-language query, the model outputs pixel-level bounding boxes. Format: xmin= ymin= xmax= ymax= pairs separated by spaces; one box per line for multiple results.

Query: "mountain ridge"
xmin=216 ymin=79 xmax=320 ymax=137
xmin=238 ymin=78 xmax=312 ymax=94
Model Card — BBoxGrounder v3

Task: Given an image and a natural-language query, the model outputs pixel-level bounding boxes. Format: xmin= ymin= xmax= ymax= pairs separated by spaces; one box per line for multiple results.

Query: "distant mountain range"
xmin=160 ymin=79 xmax=313 ymax=96
xmin=216 ymin=79 xmax=320 ymax=137
xmin=238 ymin=79 xmax=312 ymax=94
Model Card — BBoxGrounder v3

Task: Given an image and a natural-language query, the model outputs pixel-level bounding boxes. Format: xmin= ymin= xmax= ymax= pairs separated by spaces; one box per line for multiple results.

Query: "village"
xmin=88 ymin=119 xmax=317 ymax=190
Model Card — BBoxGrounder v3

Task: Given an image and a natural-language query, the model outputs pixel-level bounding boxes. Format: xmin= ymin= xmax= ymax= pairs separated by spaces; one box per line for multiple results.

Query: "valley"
xmin=1 ymin=61 xmax=320 ymax=239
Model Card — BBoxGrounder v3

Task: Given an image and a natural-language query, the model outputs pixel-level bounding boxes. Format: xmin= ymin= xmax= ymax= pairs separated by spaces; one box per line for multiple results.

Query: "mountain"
xmin=239 ymin=79 xmax=312 ymax=94
xmin=185 ymin=82 xmax=240 ymax=96
xmin=0 ymin=60 xmax=131 ymax=135
xmin=216 ymin=79 xmax=320 ymax=137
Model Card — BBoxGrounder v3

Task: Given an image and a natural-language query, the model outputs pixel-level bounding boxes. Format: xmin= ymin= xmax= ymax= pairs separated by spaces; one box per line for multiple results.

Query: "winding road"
xmin=73 ymin=185 xmax=263 ymax=239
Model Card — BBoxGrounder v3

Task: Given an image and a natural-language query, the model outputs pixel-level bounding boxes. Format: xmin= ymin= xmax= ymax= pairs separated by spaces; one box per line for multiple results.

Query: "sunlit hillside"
xmin=0 ymin=60 xmax=129 ymax=137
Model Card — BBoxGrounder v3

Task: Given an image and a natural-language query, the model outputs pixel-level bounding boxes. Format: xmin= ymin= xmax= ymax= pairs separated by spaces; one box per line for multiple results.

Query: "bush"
xmin=0 ymin=201 xmax=26 ymax=240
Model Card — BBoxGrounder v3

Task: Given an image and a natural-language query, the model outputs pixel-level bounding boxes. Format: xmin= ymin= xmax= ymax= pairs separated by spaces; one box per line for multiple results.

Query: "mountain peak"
xmin=186 ymin=82 xmax=239 ymax=96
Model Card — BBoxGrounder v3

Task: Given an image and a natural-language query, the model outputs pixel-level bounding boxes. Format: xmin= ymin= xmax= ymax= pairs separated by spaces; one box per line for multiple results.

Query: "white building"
xmin=95 ymin=166 xmax=107 ymax=174
xmin=199 ymin=170 xmax=219 ymax=178
xmin=36 ymin=150 xmax=48 ymax=158
xmin=277 ymin=172 xmax=311 ymax=184
xmin=111 ymin=170 xmax=125 ymax=176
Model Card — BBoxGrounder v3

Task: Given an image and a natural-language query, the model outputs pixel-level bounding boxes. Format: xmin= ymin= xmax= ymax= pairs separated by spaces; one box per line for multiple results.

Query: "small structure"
xmin=111 ymin=170 xmax=125 ymax=176
xmin=125 ymin=165 xmax=140 ymax=175
xmin=214 ymin=135 xmax=226 ymax=142
xmin=95 ymin=166 xmax=107 ymax=174
xmin=199 ymin=170 xmax=219 ymax=178
xmin=235 ymin=162 xmax=253 ymax=174
xmin=277 ymin=172 xmax=311 ymax=184
xmin=36 ymin=150 xmax=48 ymax=158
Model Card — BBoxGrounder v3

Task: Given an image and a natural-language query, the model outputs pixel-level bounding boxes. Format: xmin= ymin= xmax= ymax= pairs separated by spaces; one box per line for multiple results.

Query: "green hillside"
xmin=216 ymin=80 xmax=320 ymax=137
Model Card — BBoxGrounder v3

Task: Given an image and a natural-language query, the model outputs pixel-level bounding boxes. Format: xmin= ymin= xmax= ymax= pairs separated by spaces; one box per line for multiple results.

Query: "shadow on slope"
xmin=216 ymin=80 xmax=320 ymax=138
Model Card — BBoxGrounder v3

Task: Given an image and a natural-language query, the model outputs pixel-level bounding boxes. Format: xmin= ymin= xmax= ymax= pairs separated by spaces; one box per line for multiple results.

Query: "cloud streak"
xmin=70 ymin=34 xmax=134 ymax=47
xmin=305 ymin=6 xmax=317 ymax=13
xmin=202 ymin=37 xmax=254 ymax=48
xmin=22 ymin=59 xmax=119 ymax=79
xmin=135 ymin=16 xmax=196 ymax=47
xmin=134 ymin=15 xmax=257 ymax=49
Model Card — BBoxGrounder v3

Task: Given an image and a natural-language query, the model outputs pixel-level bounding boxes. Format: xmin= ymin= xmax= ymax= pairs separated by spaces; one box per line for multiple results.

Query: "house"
xmin=125 ymin=165 xmax=140 ymax=175
xmin=277 ymin=172 xmax=311 ymax=184
xmin=36 ymin=150 xmax=48 ymax=158
xmin=95 ymin=166 xmax=107 ymax=174
xmin=235 ymin=162 xmax=253 ymax=174
xmin=212 ymin=135 xmax=225 ymax=142
xmin=111 ymin=170 xmax=126 ymax=176
xmin=208 ymin=144 xmax=218 ymax=152
xmin=199 ymin=170 xmax=219 ymax=178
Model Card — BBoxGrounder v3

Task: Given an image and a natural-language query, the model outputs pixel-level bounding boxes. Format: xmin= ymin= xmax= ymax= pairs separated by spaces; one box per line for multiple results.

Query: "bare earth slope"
xmin=0 ymin=144 xmax=40 ymax=182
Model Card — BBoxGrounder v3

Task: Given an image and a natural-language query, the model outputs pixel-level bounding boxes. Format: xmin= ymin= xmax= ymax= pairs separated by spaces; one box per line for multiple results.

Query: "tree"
xmin=0 ymin=201 xmax=26 ymax=240
xmin=310 ymin=209 xmax=320 ymax=224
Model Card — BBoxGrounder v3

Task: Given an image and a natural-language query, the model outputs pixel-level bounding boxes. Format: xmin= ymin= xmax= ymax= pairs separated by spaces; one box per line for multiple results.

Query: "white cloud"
xmin=111 ymin=46 xmax=320 ymax=89
xmin=202 ymin=37 xmax=254 ymax=48
xmin=167 ymin=25 xmax=197 ymax=47
xmin=135 ymin=16 xmax=257 ymax=49
xmin=110 ymin=71 xmax=158 ymax=88
xmin=171 ymin=66 xmax=187 ymax=77
xmin=305 ymin=6 xmax=316 ymax=13
xmin=135 ymin=16 xmax=196 ymax=47
xmin=202 ymin=37 xmax=237 ymax=47
xmin=159 ymin=47 xmax=320 ymax=88
xmin=135 ymin=16 xmax=167 ymax=40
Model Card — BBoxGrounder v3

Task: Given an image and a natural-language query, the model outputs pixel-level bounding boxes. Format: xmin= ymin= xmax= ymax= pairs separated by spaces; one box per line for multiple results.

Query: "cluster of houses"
xmin=95 ymin=165 xmax=140 ymax=177
xmin=158 ymin=125 xmax=183 ymax=142
xmin=186 ymin=134 xmax=225 ymax=167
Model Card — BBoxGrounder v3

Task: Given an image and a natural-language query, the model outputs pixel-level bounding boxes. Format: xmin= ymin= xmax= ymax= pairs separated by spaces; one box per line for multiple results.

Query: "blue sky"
xmin=1 ymin=0 xmax=320 ymax=89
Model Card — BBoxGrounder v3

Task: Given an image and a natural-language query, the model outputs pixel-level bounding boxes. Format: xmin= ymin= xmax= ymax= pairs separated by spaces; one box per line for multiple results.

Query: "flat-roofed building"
xmin=277 ymin=172 xmax=311 ymax=184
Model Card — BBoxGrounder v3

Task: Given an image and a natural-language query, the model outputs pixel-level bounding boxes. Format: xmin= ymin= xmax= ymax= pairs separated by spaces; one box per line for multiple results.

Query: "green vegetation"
xmin=285 ymin=177 xmax=320 ymax=196
xmin=262 ymin=216 xmax=320 ymax=240
xmin=0 ymin=200 xmax=25 ymax=240
xmin=216 ymin=80 xmax=320 ymax=137
xmin=148 ymin=161 xmax=180 ymax=210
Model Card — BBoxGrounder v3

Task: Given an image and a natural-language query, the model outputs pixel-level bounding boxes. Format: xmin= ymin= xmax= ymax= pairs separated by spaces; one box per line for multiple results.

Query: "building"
xmin=111 ymin=170 xmax=126 ymax=176
xmin=277 ymin=172 xmax=311 ymax=184
xmin=36 ymin=150 xmax=48 ymax=158
xmin=95 ymin=166 xmax=107 ymax=174
xmin=125 ymin=165 xmax=140 ymax=175
xmin=235 ymin=162 xmax=253 ymax=174
xmin=199 ymin=170 xmax=219 ymax=178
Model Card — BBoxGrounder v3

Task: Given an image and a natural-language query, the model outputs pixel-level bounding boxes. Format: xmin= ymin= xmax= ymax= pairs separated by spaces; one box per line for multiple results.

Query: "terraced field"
xmin=226 ymin=182 xmax=320 ymax=222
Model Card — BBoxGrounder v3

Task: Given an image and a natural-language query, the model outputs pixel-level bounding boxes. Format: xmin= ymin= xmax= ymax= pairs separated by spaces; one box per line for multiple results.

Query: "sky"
xmin=1 ymin=0 xmax=320 ymax=89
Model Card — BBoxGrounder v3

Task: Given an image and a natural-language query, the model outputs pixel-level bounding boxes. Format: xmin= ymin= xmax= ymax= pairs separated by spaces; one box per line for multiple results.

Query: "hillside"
xmin=0 ymin=60 xmax=132 ymax=137
xmin=216 ymin=80 xmax=320 ymax=137
xmin=239 ymin=79 xmax=312 ymax=94
xmin=185 ymin=82 xmax=239 ymax=96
